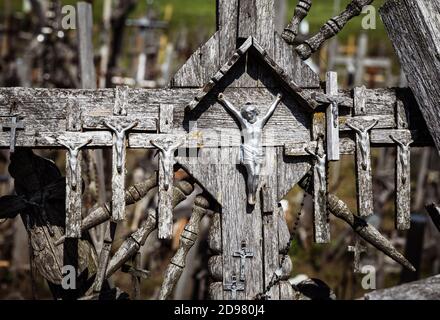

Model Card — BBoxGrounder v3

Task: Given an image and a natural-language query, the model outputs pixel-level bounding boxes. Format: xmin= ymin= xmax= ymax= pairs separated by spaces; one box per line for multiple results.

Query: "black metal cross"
xmin=2 ymin=116 xmax=24 ymax=153
xmin=224 ymin=275 xmax=245 ymax=300
xmin=233 ymin=241 xmax=254 ymax=281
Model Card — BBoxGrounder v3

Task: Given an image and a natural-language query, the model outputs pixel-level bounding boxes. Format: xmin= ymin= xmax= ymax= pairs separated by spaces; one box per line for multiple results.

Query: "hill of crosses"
xmin=0 ymin=0 xmax=440 ymax=300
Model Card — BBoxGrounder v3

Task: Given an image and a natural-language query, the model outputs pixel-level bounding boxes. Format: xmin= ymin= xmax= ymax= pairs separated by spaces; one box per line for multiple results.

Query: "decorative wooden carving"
xmin=105 ymin=180 xmax=194 ymax=278
xmin=305 ymin=140 xmax=330 ymax=243
xmin=159 ymin=195 xmax=210 ymax=300
xmin=217 ymin=92 xmax=282 ymax=205
xmin=296 ymin=0 xmax=374 ymax=60
xmin=282 ymin=0 xmax=312 ymax=44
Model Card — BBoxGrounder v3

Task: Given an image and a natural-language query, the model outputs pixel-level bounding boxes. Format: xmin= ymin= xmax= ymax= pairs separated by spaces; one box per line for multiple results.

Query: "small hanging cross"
xmin=233 ymin=241 xmax=254 ymax=281
xmin=348 ymin=237 xmax=367 ymax=273
xmin=3 ymin=116 xmax=24 ymax=153
xmin=224 ymin=275 xmax=245 ymax=300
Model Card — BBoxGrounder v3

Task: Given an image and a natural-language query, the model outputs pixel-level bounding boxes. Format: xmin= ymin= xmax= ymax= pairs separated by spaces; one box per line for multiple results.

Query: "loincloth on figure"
xmin=240 ymin=144 xmax=265 ymax=168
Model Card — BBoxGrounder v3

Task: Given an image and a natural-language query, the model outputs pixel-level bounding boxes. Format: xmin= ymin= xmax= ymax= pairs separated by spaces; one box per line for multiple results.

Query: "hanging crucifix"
xmin=217 ymin=93 xmax=283 ymax=205
xmin=390 ymin=135 xmax=413 ymax=230
xmin=233 ymin=241 xmax=254 ymax=281
xmin=57 ymin=137 xmax=92 ymax=238
xmin=150 ymin=138 xmax=184 ymax=239
xmin=346 ymin=118 xmax=378 ymax=218
xmin=103 ymin=120 xmax=138 ymax=222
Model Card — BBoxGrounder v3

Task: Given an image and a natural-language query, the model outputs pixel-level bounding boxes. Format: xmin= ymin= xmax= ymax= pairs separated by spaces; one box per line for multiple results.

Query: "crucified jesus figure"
xmin=103 ymin=121 xmax=139 ymax=173
xmin=217 ymin=93 xmax=283 ymax=205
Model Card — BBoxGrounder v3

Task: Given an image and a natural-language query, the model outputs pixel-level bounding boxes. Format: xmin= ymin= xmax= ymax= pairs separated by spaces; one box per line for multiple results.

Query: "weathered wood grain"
xmin=326 ymin=71 xmax=340 ymax=161
xmin=380 ymin=0 xmax=440 ymax=153
xmin=159 ymin=195 xmax=210 ymax=300
xmin=346 ymin=118 xmax=377 ymax=218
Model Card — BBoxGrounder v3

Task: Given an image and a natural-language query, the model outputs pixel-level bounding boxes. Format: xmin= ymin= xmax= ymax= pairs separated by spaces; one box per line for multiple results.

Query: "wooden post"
xmin=380 ymin=0 xmax=440 ymax=154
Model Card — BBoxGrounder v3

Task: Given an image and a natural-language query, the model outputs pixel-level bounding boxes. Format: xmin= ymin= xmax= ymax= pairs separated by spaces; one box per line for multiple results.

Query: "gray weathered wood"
xmin=391 ymin=135 xmax=412 ymax=230
xmin=282 ymin=0 xmax=312 ymax=44
xmin=380 ymin=0 xmax=440 ymax=153
xmin=159 ymin=195 xmax=210 ymax=300
xmin=77 ymin=2 xmax=96 ymax=89
xmin=296 ymin=0 xmax=374 ymax=60
xmin=326 ymin=71 xmax=340 ymax=161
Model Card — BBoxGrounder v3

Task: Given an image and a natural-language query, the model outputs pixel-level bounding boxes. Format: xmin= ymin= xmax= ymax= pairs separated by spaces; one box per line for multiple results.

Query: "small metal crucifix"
xmin=224 ymin=274 xmax=245 ymax=300
xmin=2 ymin=116 xmax=24 ymax=153
xmin=233 ymin=241 xmax=254 ymax=281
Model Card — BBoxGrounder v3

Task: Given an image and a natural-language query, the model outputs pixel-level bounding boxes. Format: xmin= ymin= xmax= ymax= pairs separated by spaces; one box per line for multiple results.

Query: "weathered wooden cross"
xmin=0 ymin=0 xmax=435 ymax=300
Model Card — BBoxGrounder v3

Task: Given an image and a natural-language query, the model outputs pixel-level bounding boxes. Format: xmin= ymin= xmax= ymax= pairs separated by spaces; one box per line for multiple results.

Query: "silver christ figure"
xmin=217 ymin=93 xmax=283 ymax=205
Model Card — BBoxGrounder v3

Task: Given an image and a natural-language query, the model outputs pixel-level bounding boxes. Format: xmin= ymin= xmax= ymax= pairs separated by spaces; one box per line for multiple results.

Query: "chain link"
xmin=254 ymin=191 xmax=308 ymax=300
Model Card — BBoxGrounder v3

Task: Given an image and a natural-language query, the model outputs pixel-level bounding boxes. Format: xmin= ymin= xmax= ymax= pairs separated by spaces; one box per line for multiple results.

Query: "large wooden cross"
xmin=0 ymin=0 xmax=433 ymax=300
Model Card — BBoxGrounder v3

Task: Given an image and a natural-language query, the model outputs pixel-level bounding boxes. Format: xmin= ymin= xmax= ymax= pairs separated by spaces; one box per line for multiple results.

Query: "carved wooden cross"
xmin=3 ymin=116 xmax=24 ymax=153
xmin=233 ymin=241 xmax=254 ymax=281
xmin=348 ymin=237 xmax=367 ymax=273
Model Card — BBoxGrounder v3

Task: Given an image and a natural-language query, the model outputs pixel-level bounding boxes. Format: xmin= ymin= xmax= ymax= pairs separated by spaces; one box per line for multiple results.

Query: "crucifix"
xmin=346 ymin=118 xmax=378 ymax=218
xmin=103 ymin=120 xmax=138 ymax=222
xmin=150 ymin=138 xmax=184 ymax=239
xmin=57 ymin=137 xmax=92 ymax=238
xmin=233 ymin=241 xmax=254 ymax=281
xmin=217 ymin=93 xmax=283 ymax=205
xmin=390 ymin=135 xmax=413 ymax=230
xmin=348 ymin=237 xmax=367 ymax=273
xmin=305 ymin=140 xmax=330 ymax=243
xmin=224 ymin=275 xmax=245 ymax=300
xmin=3 ymin=116 xmax=24 ymax=153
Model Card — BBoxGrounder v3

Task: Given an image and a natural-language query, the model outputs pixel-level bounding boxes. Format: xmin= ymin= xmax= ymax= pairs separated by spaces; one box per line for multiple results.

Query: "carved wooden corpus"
xmin=305 ymin=140 xmax=330 ymax=243
xmin=282 ymin=0 xmax=312 ymax=44
xmin=150 ymin=138 xmax=184 ymax=239
xmin=346 ymin=118 xmax=378 ymax=218
xmin=295 ymin=0 xmax=374 ymax=60
xmin=103 ymin=120 xmax=138 ymax=221
xmin=390 ymin=135 xmax=413 ymax=230
xmin=159 ymin=195 xmax=210 ymax=300
xmin=57 ymin=136 xmax=92 ymax=238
